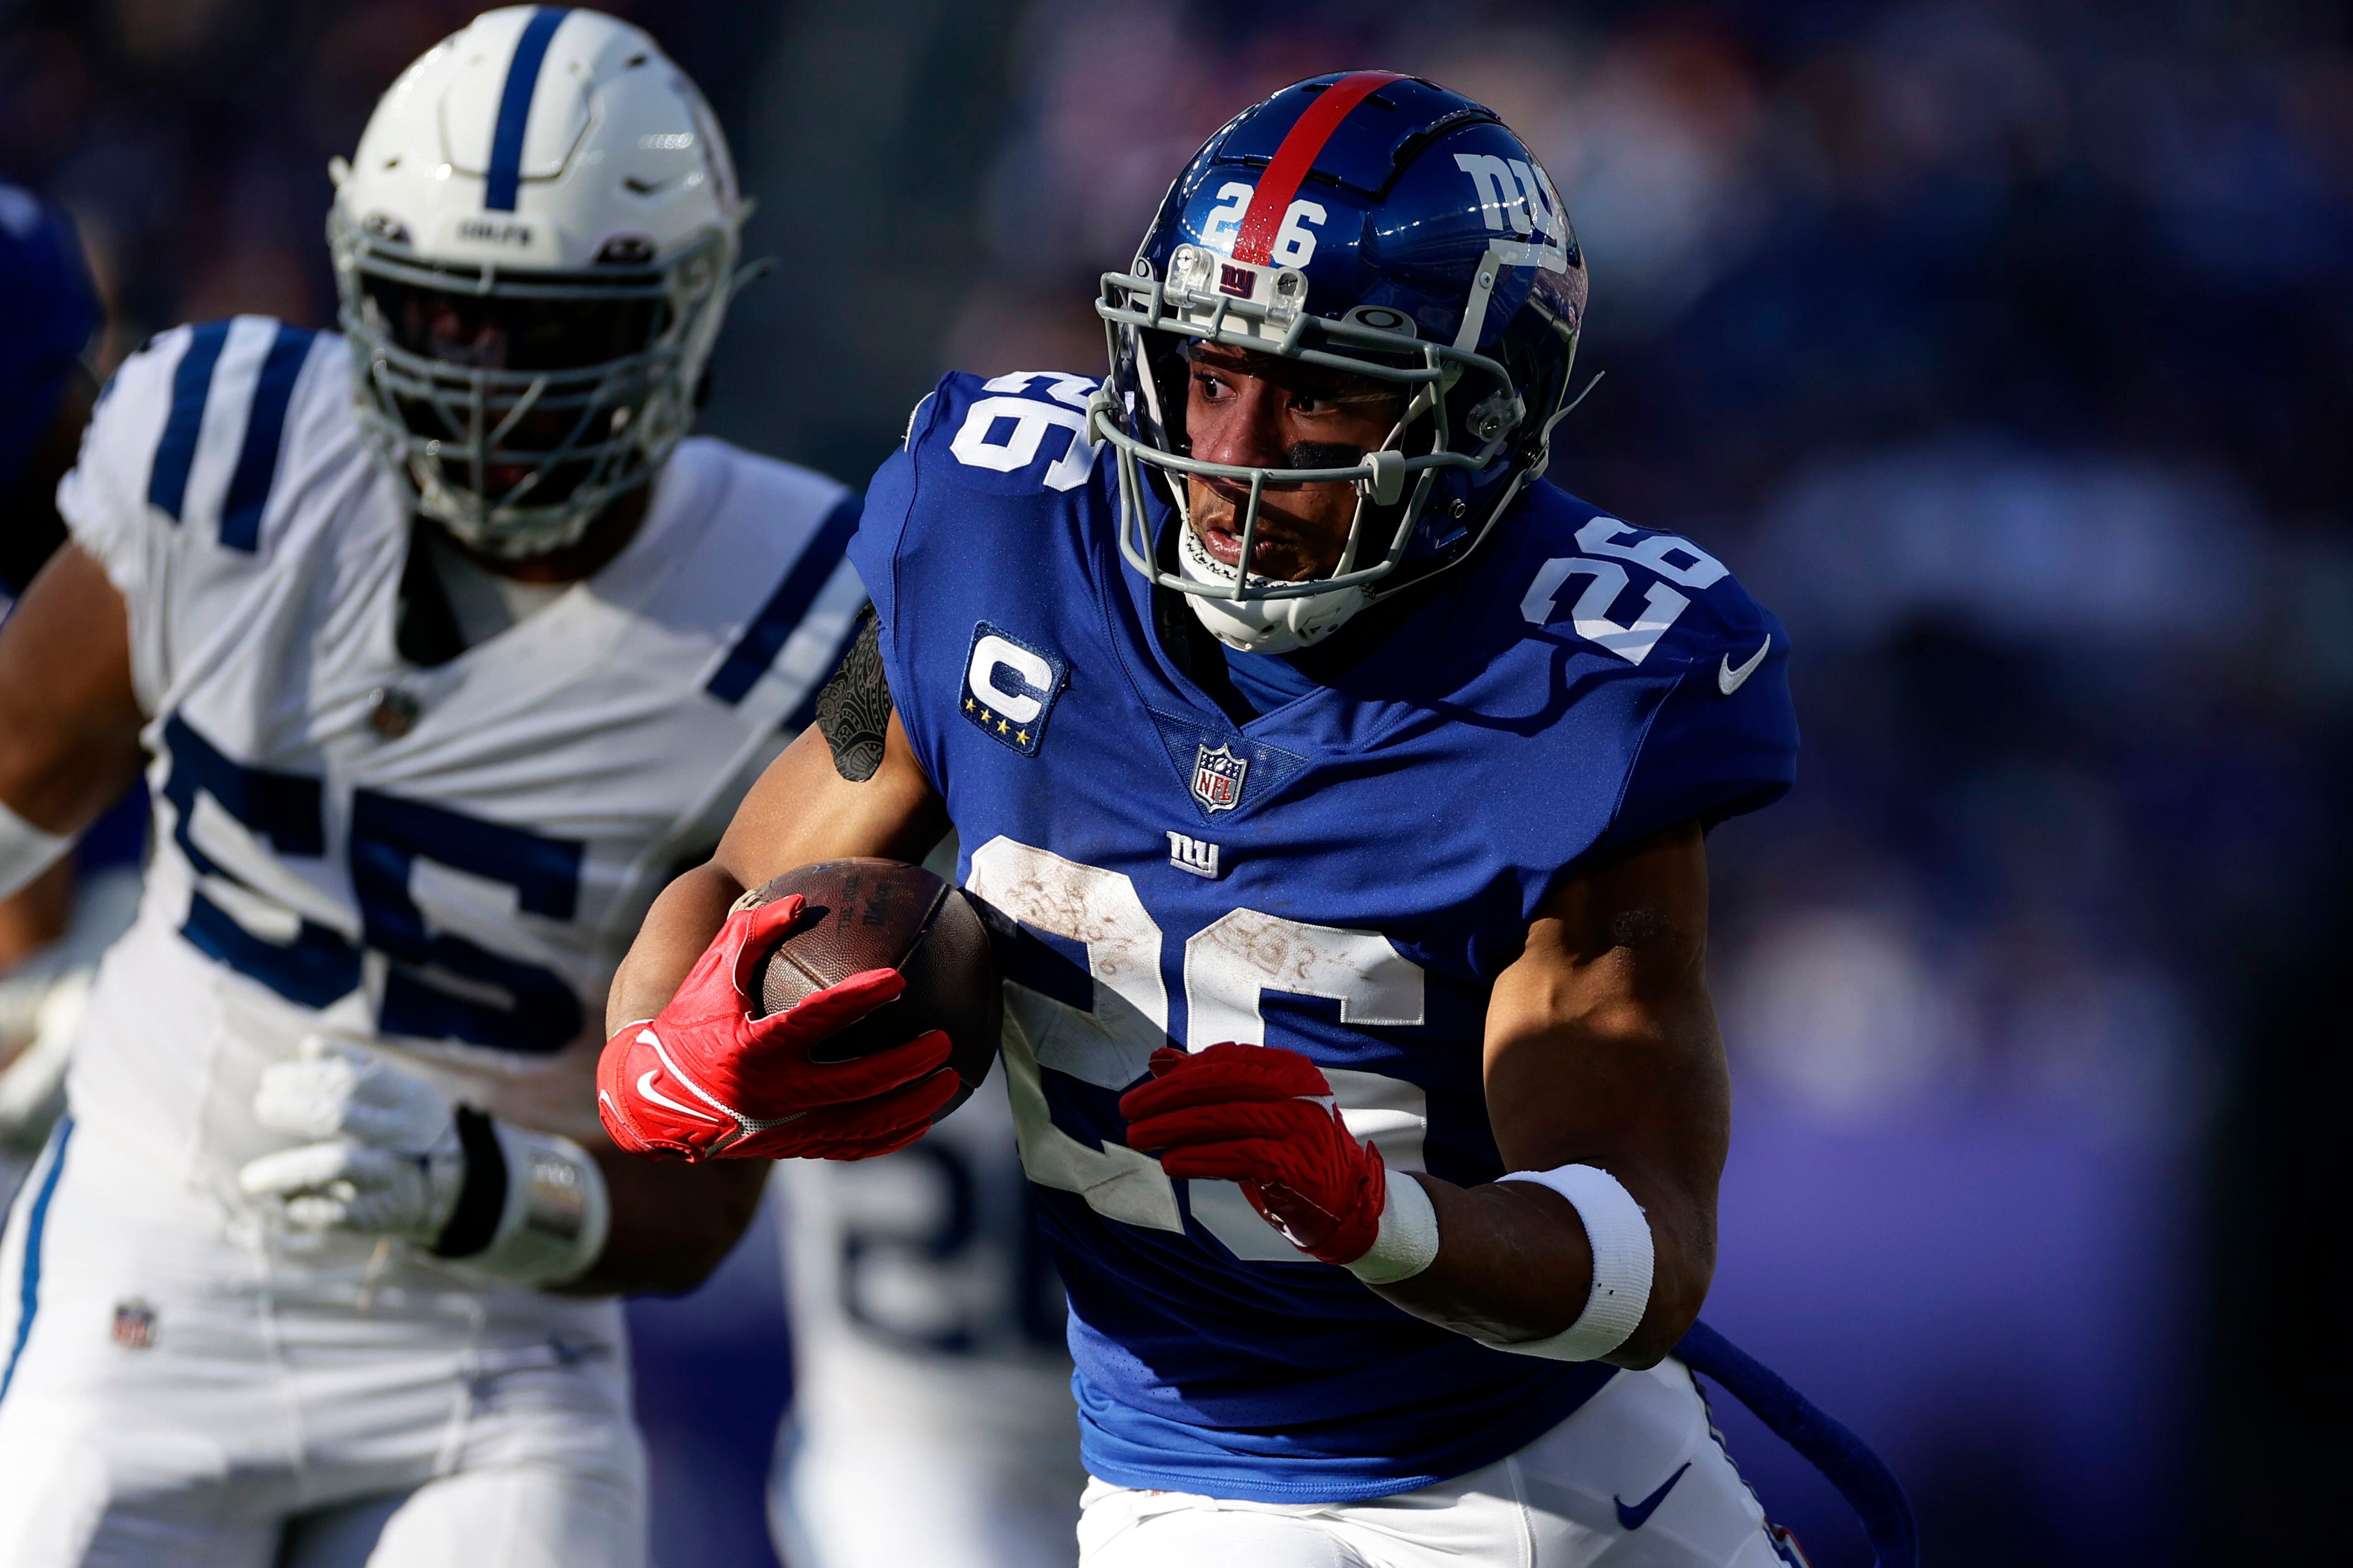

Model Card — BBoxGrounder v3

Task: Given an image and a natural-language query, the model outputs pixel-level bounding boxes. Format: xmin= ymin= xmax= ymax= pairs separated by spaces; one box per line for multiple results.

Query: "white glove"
xmin=239 ymin=1035 xmax=465 ymax=1243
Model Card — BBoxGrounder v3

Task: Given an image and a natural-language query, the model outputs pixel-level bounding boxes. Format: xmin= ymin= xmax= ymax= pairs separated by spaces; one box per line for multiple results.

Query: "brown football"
xmin=745 ymin=858 xmax=1000 ymax=1115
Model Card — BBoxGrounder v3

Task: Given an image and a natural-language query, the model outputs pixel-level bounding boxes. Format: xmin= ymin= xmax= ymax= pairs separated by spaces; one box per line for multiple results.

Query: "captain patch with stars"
xmin=960 ymin=621 xmax=1066 ymax=756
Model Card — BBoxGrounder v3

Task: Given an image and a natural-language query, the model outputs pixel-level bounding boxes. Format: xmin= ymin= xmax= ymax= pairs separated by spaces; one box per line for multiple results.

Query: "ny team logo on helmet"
xmin=1094 ymin=72 xmax=1588 ymax=653
xmin=328 ymin=6 xmax=747 ymax=558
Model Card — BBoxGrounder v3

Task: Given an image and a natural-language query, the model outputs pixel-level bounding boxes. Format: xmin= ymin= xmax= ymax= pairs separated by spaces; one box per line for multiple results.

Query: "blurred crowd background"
xmin=4 ymin=0 xmax=2346 ymax=1562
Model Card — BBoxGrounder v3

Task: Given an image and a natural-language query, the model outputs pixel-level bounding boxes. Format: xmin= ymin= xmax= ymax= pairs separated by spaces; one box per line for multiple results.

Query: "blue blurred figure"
xmin=0 ymin=182 xmax=129 ymax=1170
xmin=0 ymin=179 xmax=100 ymax=610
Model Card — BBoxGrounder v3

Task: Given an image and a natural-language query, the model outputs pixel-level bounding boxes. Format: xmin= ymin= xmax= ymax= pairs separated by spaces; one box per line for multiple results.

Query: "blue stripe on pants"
xmin=0 ymin=1116 xmax=74 ymax=1404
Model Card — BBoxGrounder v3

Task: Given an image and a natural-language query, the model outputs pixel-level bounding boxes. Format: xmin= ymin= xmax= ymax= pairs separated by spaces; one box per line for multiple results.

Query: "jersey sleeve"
xmin=842 ymin=390 xmax=932 ymax=663
xmin=53 ymin=329 xmax=186 ymax=610
xmin=1600 ymin=590 xmax=1798 ymax=852
xmin=842 ymin=388 xmax=937 ymax=782
xmin=51 ymin=328 xmax=199 ymax=710
xmin=847 ymin=371 xmax=1104 ymax=800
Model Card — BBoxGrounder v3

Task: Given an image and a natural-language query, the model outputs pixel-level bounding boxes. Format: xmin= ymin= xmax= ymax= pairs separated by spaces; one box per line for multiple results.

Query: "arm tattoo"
xmin=814 ymin=606 xmax=893 ymax=782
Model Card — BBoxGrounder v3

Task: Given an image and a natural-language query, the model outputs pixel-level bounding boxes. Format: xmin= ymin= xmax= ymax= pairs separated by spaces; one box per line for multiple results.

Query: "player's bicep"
xmin=712 ymin=609 xmax=945 ymax=889
xmin=1482 ymin=823 xmax=1727 ymax=1180
xmin=0 ymin=542 xmax=146 ymax=832
xmin=609 ymin=608 xmax=947 ymax=1033
xmin=713 ymin=713 xmax=947 ymax=891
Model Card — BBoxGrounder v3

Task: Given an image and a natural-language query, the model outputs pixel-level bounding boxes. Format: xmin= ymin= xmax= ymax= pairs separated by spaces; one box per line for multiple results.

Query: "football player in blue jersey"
xmin=607 ymin=74 xmax=1838 ymax=1567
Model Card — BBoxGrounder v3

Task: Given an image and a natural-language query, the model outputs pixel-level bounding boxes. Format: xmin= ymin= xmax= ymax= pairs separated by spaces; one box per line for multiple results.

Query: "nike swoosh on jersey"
xmin=1614 ymin=1460 xmax=1692 ymax=1531
xmin=1719 ymin=637 xmax=1770 ymax=695
xmin=636 ymin=1069 xmax=724 ymax=1123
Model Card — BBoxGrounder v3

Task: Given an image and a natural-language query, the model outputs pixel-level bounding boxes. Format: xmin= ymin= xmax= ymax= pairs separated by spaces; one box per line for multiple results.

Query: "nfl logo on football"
xmin=1191 ymin=743 xmax=1248 ymax=814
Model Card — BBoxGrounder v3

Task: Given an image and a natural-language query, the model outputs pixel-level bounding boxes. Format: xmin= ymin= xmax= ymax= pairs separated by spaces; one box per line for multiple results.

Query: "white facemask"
xmin=1174 ymin=521 xmax=1368 ymax=655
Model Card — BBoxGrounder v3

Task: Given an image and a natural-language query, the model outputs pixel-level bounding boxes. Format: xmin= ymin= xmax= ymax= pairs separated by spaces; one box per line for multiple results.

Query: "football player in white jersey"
xmin=0 ymin=10 xmax=866 ymax=1566
xmin=772 ymin=840 xmax=1089 ymax=1568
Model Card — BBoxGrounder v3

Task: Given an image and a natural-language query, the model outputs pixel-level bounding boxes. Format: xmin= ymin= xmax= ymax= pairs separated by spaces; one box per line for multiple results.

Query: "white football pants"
xmin=0 ymin=1121 xmax=645 ymax=1568
xmin=1079 ymin=1359 xmax=1808 ymax=1568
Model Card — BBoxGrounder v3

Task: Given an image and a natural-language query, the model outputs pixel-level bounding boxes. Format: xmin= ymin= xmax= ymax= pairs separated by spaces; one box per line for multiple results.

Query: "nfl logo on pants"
xmin=112 ymin=1299 xmax=158 ymax=1350
xmin=1192 ymin=744 xmax=1248 ymax=814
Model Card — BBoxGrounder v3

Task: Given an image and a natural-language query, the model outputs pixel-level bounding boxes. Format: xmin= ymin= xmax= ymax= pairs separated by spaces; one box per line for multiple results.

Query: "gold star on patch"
xmin=1016 ymin=729 xmax=1029 ymax=746
xmin=963 ymin=697 xmax=975 ymax=713
xmin=996 ymin=718 xmax=1009 ymax=734
xmin=979 ymin=708 xmax=994 ymax=725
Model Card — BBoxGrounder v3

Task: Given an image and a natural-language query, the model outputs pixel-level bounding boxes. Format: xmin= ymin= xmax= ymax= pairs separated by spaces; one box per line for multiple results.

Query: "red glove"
xmin=598 ymin=893 xmax=957 ymax=1162
xmin=1119 ymin=1042 xmax=1387 ymax=1265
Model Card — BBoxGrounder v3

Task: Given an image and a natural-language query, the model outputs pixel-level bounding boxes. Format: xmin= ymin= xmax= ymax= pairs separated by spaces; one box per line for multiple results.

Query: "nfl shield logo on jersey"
xmin=1191 ymin=743 xmax=1248 ymax=814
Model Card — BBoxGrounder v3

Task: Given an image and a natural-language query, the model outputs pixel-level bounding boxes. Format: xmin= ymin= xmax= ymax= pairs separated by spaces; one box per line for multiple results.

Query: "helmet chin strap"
xmin=1175 ymin=523 xmax=1367 ymax=655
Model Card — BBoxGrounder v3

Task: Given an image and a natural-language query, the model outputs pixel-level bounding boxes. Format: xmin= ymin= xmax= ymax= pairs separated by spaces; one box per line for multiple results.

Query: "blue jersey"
xmin=0 ymin=184 xmax=101 ymax=603
xmin=0 ymin=185 xmax=99 ymax=522
xmin=849 ymin=370 xmax=1798 ymax=1504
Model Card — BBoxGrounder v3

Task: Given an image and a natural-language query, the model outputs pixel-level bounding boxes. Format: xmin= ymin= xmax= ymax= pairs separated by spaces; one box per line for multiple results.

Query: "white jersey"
xmin=52 ymin=313 xmax=864 ymax=1228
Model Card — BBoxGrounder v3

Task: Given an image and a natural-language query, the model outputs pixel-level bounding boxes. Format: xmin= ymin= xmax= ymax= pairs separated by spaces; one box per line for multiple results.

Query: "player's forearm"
xmin=558 ymin=1146 xmax=769 ymax=1296
xmin=606 ymin=713 xmax=949 ymax=1039
xmin=1404 ymin=822 xmax=1724 ymax=1364
xmin=607 ymin=861 xmax=744 ymax=1033
xmin=1369 ymin=1171 xmax=1711 ymax=1368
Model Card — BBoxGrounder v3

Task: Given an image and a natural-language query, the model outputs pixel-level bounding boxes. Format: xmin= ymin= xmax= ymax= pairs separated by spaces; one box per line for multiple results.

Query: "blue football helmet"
xmin=1094 ymin=71 xmax=1588 ymax=652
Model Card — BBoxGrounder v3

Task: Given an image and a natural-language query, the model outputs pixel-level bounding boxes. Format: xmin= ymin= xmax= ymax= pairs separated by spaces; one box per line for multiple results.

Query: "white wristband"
xmin=1344 ymin=1167 xmax=1439 ymax=1285
xmin=0 ymin=799 xmax=71 ymax=903
xmin=465 ymin=1124 xmax=611 ymax=1288
xmin=1487 ymin=1164 xmax=1655 ymax=1361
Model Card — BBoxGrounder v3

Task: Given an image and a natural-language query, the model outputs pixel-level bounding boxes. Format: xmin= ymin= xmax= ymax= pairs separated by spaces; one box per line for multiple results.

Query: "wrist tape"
xmin=0 ymin=799 xmax=71 ymax=903
xmin=1487 ymin=1164 xmax=1655 ymax=1362
xmin=1344 ymin=1167 xmax=1440 ymax=1284
xmin=432 ymin=1108 xmax=610 ymax=1287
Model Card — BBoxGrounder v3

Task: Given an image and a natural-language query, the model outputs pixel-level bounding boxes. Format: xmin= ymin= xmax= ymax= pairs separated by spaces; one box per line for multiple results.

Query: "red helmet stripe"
xmin=1231 ymin=70 xmax=1408 ymax=266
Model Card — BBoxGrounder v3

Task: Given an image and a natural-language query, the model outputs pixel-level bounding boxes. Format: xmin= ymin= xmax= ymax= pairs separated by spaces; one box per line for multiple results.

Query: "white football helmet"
xmin=328 ymin=6 xmax=746 ymax=558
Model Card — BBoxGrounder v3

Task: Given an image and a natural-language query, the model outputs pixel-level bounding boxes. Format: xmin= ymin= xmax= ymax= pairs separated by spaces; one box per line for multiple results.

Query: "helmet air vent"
xmin=594 ymin=235 xmax=657 ymax=265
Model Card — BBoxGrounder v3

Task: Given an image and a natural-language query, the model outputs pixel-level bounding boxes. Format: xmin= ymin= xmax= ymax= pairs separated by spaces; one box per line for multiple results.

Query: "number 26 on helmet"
xmin=1094 ymin=70 xmax=1590 ymax=653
